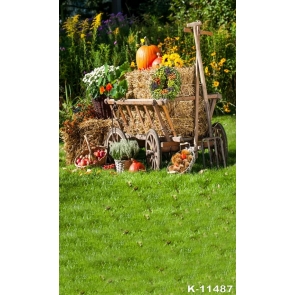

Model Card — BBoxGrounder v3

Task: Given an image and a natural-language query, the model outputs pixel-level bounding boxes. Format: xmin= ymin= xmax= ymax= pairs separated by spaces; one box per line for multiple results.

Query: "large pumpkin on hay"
xmin=136 ymin=45 xmax=160 ymax=70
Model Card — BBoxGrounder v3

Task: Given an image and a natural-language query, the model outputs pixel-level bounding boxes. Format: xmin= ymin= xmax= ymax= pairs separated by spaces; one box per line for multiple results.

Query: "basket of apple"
xmin=74 ymin=135 xmax=107 ymax=168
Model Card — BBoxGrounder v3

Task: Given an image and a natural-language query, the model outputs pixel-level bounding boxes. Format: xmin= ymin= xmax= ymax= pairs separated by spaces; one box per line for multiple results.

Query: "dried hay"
xmin=119 ymin=96 xmax=208 ymax=138
xmin=123 ymin=66 xmax=209 ymax=137
xmin=60 ymin=118 xmax=118 ymax=165
xmin=125 ymin=66 xmax=195 ymax=99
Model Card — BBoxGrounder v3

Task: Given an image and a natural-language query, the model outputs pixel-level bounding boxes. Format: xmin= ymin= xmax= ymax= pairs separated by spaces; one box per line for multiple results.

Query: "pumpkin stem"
xmin=144 ymin=36 xmax=149 ymax=45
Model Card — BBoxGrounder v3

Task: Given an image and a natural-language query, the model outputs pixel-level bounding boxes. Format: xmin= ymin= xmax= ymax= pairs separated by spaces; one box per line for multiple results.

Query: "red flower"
xmin=106 ymin=83 xmax=113 ymax=92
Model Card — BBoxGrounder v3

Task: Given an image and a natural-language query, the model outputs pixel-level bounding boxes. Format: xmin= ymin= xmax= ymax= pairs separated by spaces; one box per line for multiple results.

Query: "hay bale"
xmin=125 ymin=66 xmax=195 ymax=99
xmin=60 ymin=118 xmax=117 ymax=165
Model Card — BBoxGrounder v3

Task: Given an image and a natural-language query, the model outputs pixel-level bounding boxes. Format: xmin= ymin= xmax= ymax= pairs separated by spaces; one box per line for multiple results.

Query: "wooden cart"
xmin=105 ymin=21 xmax=228 ymax=170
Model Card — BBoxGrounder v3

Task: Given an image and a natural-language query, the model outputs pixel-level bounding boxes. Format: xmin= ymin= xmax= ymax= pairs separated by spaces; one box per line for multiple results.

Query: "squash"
xmin=152 ymin=53 xmax=162 ymax=68
xmin=129 ymin=159 xmax=146 ymax=172
xmin=136 ymin=45 xmax=160 ymax=70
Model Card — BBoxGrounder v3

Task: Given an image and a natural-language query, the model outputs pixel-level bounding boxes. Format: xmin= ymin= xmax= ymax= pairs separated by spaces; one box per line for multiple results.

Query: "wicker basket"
xmin=167 ymin=147 xmax=196 ymax=174
xmin=74 ymin=135 xmax=107 ymax=168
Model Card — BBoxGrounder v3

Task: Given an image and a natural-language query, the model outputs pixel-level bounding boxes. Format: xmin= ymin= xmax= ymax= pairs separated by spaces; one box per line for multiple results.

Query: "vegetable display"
xmin=136 ymin=44 xmax=160 ymax=70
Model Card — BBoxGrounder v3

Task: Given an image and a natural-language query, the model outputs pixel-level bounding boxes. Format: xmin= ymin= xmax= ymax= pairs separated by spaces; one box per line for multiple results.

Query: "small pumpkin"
xmin=152 ymin=53 xmax=162 ymax=68
xmin=129 ymin=159 xmax=146 ymax=172
xmin=136 ymin=45 xmax=160 ymax=70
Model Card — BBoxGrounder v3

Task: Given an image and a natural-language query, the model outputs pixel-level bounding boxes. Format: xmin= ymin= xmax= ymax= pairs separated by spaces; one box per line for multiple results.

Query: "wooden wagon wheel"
xmin=145 ymin=129 xmax=161 ymax=170
xmin=212 ymin=122 xmax=228 ymax=166
xmin=104 ymin=127 xmax=126 ymax=163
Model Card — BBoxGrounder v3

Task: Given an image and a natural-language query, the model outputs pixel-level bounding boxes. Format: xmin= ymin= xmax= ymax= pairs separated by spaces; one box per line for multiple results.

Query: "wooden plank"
xmin=192 ymin=23 xmax=212 ymax=137
xmin=125 ymin=105 xmax=135 ymax=127
xmin=118 ymin=106 xmax=131 ymax=134
xmin=161 ymin=141 xmax=180 ymax=148
xmin=162 ymin=105 xmax=177 ymax=137
xmin=107 ymin=97 xmax=196 ymax=105
xmin=184 ymin=27 xmax=213 ymax=36
xmin=208 ymin=93 xmax=222 ymax=100
xmin=172 ymin=136 xmax=194 ymax=142
xmin=153 ymin=104 xmax=171 ymax=141
xmin=135 ymin=105 xmax=147 ymax=133
xmin=143 ymin=106 xmax=154 ymax=129
xmin=175 ymin=96 xmax=195 ymax=101
xmin=106 ymin=98 xmax=157 ymax=106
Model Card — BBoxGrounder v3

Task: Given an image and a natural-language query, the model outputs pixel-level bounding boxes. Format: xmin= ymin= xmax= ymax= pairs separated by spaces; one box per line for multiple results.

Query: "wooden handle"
xmin=184 ymin=27 xmax=213 ymax=36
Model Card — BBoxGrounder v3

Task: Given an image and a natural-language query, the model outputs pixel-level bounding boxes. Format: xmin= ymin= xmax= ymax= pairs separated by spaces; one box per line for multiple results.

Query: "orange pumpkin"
xmin=152 ymin=53 xmax=162 ymax=68
xmin=136 ymin=45 xmax=160 ymax=70
xmin=129 ymin=159 xmax=146 ymax=172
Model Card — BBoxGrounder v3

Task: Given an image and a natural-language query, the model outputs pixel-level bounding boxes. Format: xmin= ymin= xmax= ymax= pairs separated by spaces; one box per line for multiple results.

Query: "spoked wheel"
xmin=105 ymin=127 xmax=126 ymax=163
xmin=145 ymin=129 xmax=161 ymax=170
xmin=212 ymin=122 xmax=228 ymax=167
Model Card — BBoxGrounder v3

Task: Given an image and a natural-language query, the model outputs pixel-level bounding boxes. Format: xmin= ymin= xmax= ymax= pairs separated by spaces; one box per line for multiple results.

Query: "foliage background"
xmin=59 ymin=0 xmax=236 ymax=128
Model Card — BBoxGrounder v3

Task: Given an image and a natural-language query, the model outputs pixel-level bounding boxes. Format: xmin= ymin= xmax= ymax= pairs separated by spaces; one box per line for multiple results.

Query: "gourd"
xmin=129 ymin=159 xmax=146 ymax=172
xmin=152 ymin=53 xmax=162 ymax=68
xmin=136 ymin=45 xmax=160 ymax=70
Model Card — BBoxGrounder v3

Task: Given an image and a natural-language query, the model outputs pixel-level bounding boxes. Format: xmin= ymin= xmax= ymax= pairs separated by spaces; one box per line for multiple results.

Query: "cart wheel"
xmin=212 ymin=122 xmax=228 ymax=166
xmin=145 ymin=129 xmax=161 ymax=170
xmin=105 ymin=127 xmax=126 ymax=163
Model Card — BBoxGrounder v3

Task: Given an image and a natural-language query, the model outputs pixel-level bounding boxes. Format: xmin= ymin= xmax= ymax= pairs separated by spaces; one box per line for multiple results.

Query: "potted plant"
xmin=109 ymin=139 xmax=140 ymax=172
xmin=82 ymin=62 xmax=130 ymax=119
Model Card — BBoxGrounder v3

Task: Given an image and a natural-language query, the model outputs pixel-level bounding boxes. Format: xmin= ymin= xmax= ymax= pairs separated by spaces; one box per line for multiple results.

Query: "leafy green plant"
xmin=82 ymin=62 xmax=130 ymax=100
xmin=109 ymin=139 xmax=140 ymax=160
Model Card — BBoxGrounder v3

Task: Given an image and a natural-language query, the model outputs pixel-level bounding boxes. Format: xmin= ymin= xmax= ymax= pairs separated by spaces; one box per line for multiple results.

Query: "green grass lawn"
xmin=59 ymin=114 xmax=236 ymax=295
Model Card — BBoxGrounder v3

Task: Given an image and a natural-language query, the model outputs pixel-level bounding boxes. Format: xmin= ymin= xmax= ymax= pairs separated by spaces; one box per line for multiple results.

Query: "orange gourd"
xmin=136 ymin=45 xmax=160 ymax=70
xmin=152 ymin=53 xmax=162 ymax=68
xmin=129 ymin=159 xmax=146 ymax=172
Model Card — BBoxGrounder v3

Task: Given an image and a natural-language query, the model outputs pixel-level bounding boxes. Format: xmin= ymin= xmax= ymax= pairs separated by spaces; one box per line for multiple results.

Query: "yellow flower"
xmin=213 ymin=81 xmax=219 ymax=87
xmin=218 ymin=58 xmax=226 ymax=67
xmin=210 ymin=62 xmax=218 ymax=69
xmin=223 ymin=103 xmax=231 ymax=113
xmin=162 ymin=54 xmax=169 ymax=64
xmin=91 ymin=13 xmax=102 ymax=30
xmin=63 ymin=14 xmax=80 ymax=37
xmin=80 ymin=33 xmax=85 ymax=39
xmin=211 ymin=52 xmax=216 ymax=56
xmin=114 ymin=27 xmax=119 ymax=35
xmin=130 ymin=61 xmax=136 ymax=68
xmin=169 ymin=53 xmax=179 ymax=60
xmin=172 ymin=46 xmax=178 ymax=52
xmin=140 ymin=38 xmax=145 ymax=45
xmin=127 ymin=34 xmax=135 ymax=44
xmin=224 ymin=69 xmax=230 ymax=73
xmin=175 ymin=37 xmax=180 ymax=41
xmin=174 ymin=57 xmax=184 ymax=67
xmin=163 ymin=59 xmax=172 ymax=67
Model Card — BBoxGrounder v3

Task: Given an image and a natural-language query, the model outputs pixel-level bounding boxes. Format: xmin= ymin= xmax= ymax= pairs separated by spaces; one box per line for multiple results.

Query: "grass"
xmin=59 ymin=114 xmax=236 ymax=295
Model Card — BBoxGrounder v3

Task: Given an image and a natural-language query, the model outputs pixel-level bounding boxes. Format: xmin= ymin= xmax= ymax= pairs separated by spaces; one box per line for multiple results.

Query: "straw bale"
xmin=60 ymin=118 xmax=118 ymax=165
xmin=125 ymin=66 xmax=195 ymax=99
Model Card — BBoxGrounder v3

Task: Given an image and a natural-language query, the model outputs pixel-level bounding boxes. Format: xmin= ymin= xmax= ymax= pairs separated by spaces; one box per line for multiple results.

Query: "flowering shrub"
xmin=82 ymin=62 xmax=130 ymax=100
